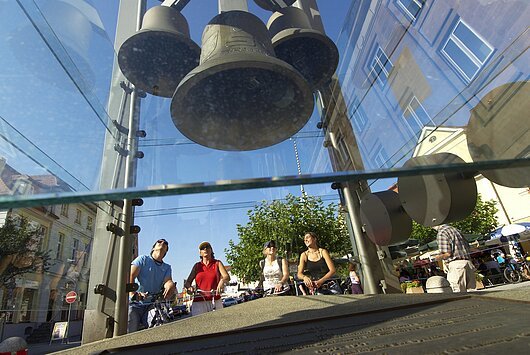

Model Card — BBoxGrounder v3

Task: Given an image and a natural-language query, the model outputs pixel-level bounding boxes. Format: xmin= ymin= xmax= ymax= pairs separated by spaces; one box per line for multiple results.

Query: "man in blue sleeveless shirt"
xmin=128 ymin=238 xmax=176 ymax=332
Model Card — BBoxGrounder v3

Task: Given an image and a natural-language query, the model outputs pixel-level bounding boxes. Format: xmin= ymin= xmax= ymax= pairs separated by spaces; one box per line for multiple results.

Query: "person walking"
xmin=259 ymin=240 xmax=290 ymax=295
xmin=128 ymin=238 xmax=175 ymax=332
xmin=184 ymin=241 xmax=230 ymax=316
xmin=433 ymin=225 xmax=476 ymax=292
xmin=297 ymin=232 xmax=339 ymax=295
xmin=348 ymin=263 xmax=363 ymax=294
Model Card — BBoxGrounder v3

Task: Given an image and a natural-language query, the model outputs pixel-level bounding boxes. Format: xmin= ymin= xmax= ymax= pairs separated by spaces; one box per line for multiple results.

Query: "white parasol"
xmin=500 ymin=224 xmax=526 ymax=236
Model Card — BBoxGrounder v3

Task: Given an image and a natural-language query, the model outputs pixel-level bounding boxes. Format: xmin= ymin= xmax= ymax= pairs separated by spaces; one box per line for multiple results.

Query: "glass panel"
xmin=0 ymin=0 xmax=523 ymax=208
xmin=0 ymin=1 xmax=529 ymax=349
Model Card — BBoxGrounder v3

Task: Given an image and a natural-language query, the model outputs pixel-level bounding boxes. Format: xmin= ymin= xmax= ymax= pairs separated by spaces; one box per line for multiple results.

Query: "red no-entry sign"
xmin=65 ymin=291 xmax=77 ymax=304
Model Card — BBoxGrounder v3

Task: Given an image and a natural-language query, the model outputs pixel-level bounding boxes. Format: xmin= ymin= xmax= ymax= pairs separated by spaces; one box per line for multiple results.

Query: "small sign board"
xmin=50 ymin=322 xmax=68 ymax=342
xmin=65 ymin=291 xmax=77 ymax=304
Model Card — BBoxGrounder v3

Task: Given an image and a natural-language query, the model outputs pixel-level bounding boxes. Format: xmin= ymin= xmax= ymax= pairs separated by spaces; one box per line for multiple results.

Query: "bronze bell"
xmin=398 ymin=153 xmax=478 ymax=227
xmin=118 ymin=6 xmax=200 ymax=98
xmin=171 ymin=10 xmax=314 ymax=151
xmin=467 ymin=81 xmax=530 ymax=188
xmin=267 ymin=6 xmax=339 ymax=89
xmin=360 ymin=191 xmax=412 ymax=247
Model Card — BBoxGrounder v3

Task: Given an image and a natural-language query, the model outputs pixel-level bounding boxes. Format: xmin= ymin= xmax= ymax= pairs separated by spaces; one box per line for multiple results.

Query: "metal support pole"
xmin=295 ymin=0 xmax=388 ymax=293
xmin=113 ymin=0 xmax=143 ymax=336
xmin=342 ymin=182 xmax=384 ymax=294
xmin=65 ymin=302 xmax=72 ymax=344
xmin=82 ymin=0 xmax=145 ymax=343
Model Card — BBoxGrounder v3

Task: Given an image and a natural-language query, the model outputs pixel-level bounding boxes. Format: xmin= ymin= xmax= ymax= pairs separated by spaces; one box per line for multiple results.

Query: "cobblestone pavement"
xmin=41 ymin=281 xmax=530 ymax=354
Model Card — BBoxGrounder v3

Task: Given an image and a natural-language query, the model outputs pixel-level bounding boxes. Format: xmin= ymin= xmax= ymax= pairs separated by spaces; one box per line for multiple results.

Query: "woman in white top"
xmin=348 ymin=262 xmax=363 ymax=294
xmin=260 ymin=240 xmax=290 ymax=294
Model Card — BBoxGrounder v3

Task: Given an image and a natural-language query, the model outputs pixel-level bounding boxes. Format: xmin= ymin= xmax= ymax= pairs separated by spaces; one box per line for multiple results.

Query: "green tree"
xmin=0 ymin=216 xmax=51 ymax=286
xmin=410 ymin=194 xmax=499 ymax=244
xmin=225 ymin=194 xmax=351 ymax=283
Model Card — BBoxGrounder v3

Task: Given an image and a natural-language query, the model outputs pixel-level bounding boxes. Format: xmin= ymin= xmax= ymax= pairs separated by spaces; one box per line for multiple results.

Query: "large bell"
xmin=171 ymin=10 xmax=314 ymax=151
xmin=467 ymin=81 xmax=530 ymax=188
xmin=398 ymin=153 xmax=478 ymax=227
xmin=267 ymin=6 xmax=339 ymax=89
xmin=118 ymin=6 xmax=200 ymax=98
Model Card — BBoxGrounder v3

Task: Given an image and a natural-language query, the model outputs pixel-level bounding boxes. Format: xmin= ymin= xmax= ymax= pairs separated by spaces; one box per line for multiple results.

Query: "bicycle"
xmin=520 ymin=252 xmax=530 ymax=280
xmin=130 ymin=290 xmax=175 ymax=329
xmin=256 ymin=285 xmax=291 ymax=297
xmin=501 ymin=259 xmax=522 ymax=284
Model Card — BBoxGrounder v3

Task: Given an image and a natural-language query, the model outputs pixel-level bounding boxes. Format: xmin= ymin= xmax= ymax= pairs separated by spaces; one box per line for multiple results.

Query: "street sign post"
xmin=65 ymin=291 xmax=77 ymax=304
xmin=64 ymin=291 xmax=77 ymax=343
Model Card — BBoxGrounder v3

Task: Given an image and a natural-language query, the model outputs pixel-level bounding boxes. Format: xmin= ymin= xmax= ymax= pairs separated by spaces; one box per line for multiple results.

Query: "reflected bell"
xmin=267 ymin=6 xmax=339 ymax=89
xmin=118 ymin=6 xmax=200 ymax=97
xmin=360 ymin=191 xmax=412 ymax=246
xmin=467 ymin=81 xmax=530 ymax=188
xmin=398 ymin=153 xmax=478 ymax=227
xmin=171 ymin=10 xmax=314 ymax=151
xmin=8 ymin=0 xmax=96 ymax=91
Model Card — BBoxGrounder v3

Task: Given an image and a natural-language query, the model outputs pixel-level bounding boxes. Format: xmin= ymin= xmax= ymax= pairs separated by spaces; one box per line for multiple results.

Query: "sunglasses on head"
xmin=157 ymin=239 xmax=168 ymax=246
xmin=266 ymin=243 xmax=276 ymax=248
xmin=200 ymin=245 xmax=211 ymax=250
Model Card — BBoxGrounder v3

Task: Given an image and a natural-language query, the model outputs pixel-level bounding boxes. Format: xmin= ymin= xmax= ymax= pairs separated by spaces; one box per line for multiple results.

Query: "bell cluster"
xmin=118 ymin=1 xmax=339 ymax=151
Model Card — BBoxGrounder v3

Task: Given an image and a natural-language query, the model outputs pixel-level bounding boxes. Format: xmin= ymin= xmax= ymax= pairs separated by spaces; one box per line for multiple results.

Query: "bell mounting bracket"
xmin=257 ymin=0 xmax=296 ymax=11
xmin=159 ymin=0 xmax=192 ymax=12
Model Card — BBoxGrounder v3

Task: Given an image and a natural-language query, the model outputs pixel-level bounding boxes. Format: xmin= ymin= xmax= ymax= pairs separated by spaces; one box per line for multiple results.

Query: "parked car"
xmin=222 ymin=297 xmax=238 ymax=307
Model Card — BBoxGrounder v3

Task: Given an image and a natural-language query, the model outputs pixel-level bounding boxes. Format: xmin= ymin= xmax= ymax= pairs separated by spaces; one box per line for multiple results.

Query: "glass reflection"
xmin=0 ymin=0 xmax=528 ymax=350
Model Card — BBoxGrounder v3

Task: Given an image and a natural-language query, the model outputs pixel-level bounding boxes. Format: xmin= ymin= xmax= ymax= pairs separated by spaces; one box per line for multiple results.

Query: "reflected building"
xmin=334 ymin=0 xmax=529 ymax=171
xmin=0 ymin=157 xmax=95 ymax=337
xmin=414 ymin=126 xmax=530 ymax=224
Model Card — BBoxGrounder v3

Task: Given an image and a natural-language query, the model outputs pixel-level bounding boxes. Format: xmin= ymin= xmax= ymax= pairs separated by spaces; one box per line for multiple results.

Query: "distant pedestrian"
xmin=184 ymin=241 xmax=230 ymax=316
xmin=433 ymin=225 xmax=476 ymax=292
xmin=348 ymin=263 xmax=363 ymax=294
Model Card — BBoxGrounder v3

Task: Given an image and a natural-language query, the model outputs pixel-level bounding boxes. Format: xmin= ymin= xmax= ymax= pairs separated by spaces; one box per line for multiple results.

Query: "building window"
xmin=75 ymin=209 xmax=82 ymax=224
xmin=87 ymin=216 xmax=93 ymax=231
xmin=336 ymin=136 xmax=351 ymax=166
xmin=348 ymin=99 xmax=368 ymax=133
xmin=83 ymin=243 xmax=90 ymax=267
xmin=57 ymin=232 xmax=65 ymax=259
xmin=60 ymin=204 xmax=68 ymax=217
xmin=373 ymin=145 xmax=389 ymax=168
xmin=38 ymin=226 xmax=48 ymax=250
xmin=72 ymin=239 xmax=79 ymax=261
xmin=396 ymin=0 xmax=425 ymax=21
xmin=402 ymin=96 xmax=434 ymax=138
xmin=370 ymin=46 xmax=393 ymax=86
xmin=441 ymin=19 xmax=493 ymax=82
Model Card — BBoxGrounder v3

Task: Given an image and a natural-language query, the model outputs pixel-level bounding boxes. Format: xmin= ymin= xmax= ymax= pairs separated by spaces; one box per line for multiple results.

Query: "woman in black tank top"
xmin=297 ymin=232 xmax=336 ymax=294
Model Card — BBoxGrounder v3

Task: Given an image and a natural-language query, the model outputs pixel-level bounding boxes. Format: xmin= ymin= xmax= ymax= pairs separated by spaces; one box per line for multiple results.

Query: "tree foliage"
xmin=0 ymin=216 xmax=51 ymax=287
xmin=410 ymin=194 xmax=499 ymax=244
xmin=225 ymin=194 xmax=351 ymax=283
